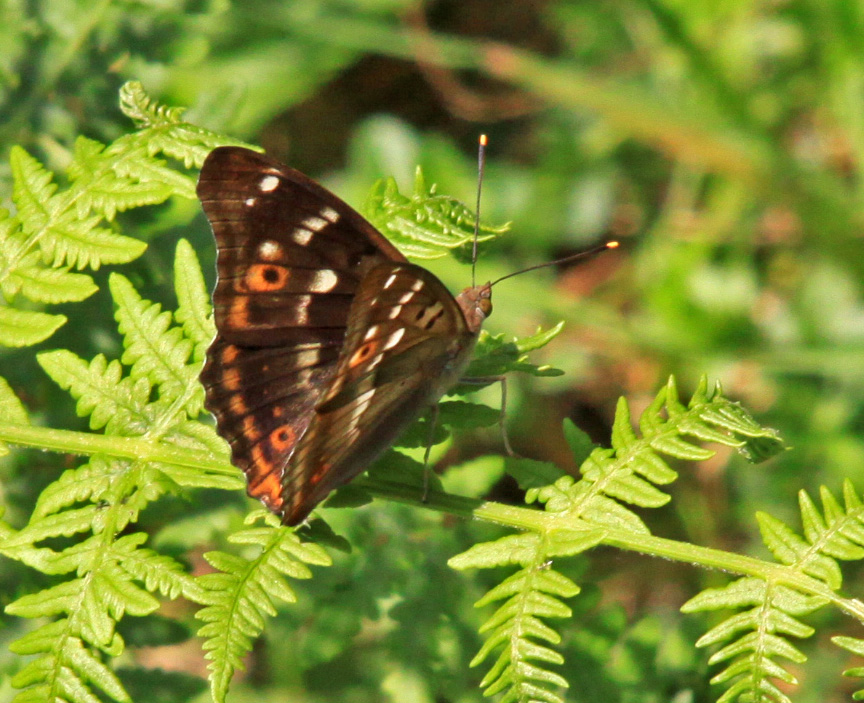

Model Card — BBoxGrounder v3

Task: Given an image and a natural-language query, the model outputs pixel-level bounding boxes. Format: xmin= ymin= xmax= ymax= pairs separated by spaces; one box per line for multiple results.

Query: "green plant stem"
xmin=360 ymin=477 xmax=864 ymax=624
xmin=3 ymin=421 xmax=863 ymax=623
xmin=0 ymin=422 xmax=236 ymax=476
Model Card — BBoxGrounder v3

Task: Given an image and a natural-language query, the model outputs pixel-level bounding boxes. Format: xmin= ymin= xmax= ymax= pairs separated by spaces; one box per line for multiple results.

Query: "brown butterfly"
xmin=198 ymin=147 xmax=493 ymax=525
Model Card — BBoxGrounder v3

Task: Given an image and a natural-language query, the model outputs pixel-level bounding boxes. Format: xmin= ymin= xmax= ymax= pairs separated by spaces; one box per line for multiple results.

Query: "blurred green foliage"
xmin=2 ymin=0 xmax=864 ymax=702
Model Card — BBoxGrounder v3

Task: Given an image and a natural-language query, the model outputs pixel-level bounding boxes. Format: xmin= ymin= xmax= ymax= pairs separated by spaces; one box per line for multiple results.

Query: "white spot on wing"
xmin=321 ymin=206 xmax=340 ymax=223
xmin=292 ymin=228 xmax=313 ymax=246
xmin=259 ymin=175 xmax=280 ymax=192
xmin=295 ymin=349 xmax=320 ymax=368
xmin=294 ymin=295 xmax=311 ymax=324
xmin=387 ymin=306 xmax=402 ymax=319
xmin=397 ymin=291 xmax=415 ymax=304
xmin=384 ymin=273 xmax=398 ymax=289
xmin=245 ymin=197 xmax=256 ymax=207
xmin=383 ymin=328 xmax=405 ymax=350
xmin=364 ymin=324 xmax=381 ymax=340
xmin=345 ymin=388 xmax=377 ymax=435
xmin=310 ymin=269 xmax=338 ymax=292
xmin=258 ymin=240 xmax=281 ymax=260
xmin=410 ymin=279 xmax=424 ymax=292
xmin=303 ymin=216 xmax=328 ymax=232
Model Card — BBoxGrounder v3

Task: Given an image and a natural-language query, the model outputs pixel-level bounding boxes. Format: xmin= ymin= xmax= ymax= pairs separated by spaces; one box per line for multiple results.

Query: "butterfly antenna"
xmin=472 ymin=134 xmax=487 ymax=289
xmin=490 ymin=240 xmax=619 ymax=288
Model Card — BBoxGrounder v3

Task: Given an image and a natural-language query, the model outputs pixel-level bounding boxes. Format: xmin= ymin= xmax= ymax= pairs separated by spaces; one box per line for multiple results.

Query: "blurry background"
xmin=2 ymin=1 xmax=864 ymax=702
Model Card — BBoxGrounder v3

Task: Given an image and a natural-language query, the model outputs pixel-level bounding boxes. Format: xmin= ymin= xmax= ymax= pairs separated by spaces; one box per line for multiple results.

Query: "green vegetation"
xmin=1 ymin=2 xmax=863 ymax=702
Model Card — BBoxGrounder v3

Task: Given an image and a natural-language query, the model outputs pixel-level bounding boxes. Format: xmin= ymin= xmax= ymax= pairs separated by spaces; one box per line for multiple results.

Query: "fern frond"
xmin=11 ymin=146 xmax=147 ymax=270
xmin=530 ymin=376 xmax=783 ymax=528
xmin=38 ymin=351 xmax=152 ymax=434
xmin=120 ymin=80 xmax=188 ymax=127
xmin=450 ymin=376 xmax=783 ymax=703
xmin=462 ymin=323 xmax=566 ymax=381
xmin=4 ymin=529 xmax=168 ymax=703
xmin=683 ymin=578 xmax=818 ymax=703
xmin=173 ymin=239 xmax=215 ymax=362
xmin=451 ymin=533 xmax=592 ymax=703
xmin=195 ymin=511 xmax=332 ymax=703
xmin=118 ymin=81 xmax=248 ymax=168
xmin=363 ymin=166 xmax=508 ymax=259
xmin=1 ymin=240 xmax=242 ymax=703
xmin=110 ymin=273 xmax=202 ymax=416
xmin=682 ymin=480 xmax=864 ymax=702
xmin=0 ymin=81 xmax=237 ymax=347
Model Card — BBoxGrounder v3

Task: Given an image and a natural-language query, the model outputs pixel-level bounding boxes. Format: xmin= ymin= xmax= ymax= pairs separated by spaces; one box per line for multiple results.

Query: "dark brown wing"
xmin=198 ymin=147 xmax=407 ymax=514
xmin=279 ymin=261 xmax=480 ymax=525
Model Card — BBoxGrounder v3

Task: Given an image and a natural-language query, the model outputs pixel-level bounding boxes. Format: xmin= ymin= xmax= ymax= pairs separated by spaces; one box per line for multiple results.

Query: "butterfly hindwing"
xmin=279 ymin=262 xmax=477 ymax=524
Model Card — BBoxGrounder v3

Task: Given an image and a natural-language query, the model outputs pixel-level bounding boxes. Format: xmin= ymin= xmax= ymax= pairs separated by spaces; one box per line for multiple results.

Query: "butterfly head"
xmin=456 ymin=282 xmax=492 ymax=334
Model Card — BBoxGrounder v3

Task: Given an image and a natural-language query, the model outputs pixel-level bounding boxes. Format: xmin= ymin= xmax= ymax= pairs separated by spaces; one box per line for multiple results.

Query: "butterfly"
xmin=198 ymin=146 xmax=493 ymax=526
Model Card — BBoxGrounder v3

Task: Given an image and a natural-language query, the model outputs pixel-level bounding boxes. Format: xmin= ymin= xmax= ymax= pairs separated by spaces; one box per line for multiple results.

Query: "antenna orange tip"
xmin=479 ymin=134 xmax=488 ymax=146
xmin=606 ymin=241 xmax=619 ymax=249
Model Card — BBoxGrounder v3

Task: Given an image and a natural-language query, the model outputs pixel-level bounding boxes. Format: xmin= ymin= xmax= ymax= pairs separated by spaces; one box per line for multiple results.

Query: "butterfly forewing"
xmin=198 ymin=147 xmax=406 ymax=347
xmin=198 ymin=146 xmax=489 ymax=525
xmin=199 ymin=147 xmax=408 ymax=514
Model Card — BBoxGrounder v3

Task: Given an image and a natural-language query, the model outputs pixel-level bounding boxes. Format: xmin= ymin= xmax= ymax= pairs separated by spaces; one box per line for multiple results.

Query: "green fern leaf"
xmin=120 ymin=80 xmax=187 ymax=127
xmin=756 ymin=512 xmax=843 ymax=588
xmin=68 ymin=137 xmax=183 ymax=218
xmin=119 ymin=81 xmax=240 ymax=167
xmin=110 ymin=273 xmax=201 ymax=415
xmin=4 ymin=252 xmax=98 ymax=303
xmin=363 ymin=166 xmax=507 ymax=259
xmin=173 ymin=239 xmax=215 ymax=362
xmin=38 ymin=350 xmax=151 ymax=434
xmin=12 ymin=147 xmax=147 ymax=270
xmin=195 ymin=512 xmax=331 ymax=703
xmin=462 ymin=324 xmax=566 ymax=381
xmin=10 ymin=627 xmax=130 ymax=703
xmin=0 ymin=376 xmax=28 ymax=456
xmin=799 ymin=488 xmax=864 ymax=559
xmin=0 ymin=306 xmax=66 ymax=346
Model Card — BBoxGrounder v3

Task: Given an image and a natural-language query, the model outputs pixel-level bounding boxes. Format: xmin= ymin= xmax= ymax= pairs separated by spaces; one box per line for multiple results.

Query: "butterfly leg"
xmin=422 ymin=403 xmax=440 ymax=503
xmin=458 ymin=375 xmax=517 ymax=457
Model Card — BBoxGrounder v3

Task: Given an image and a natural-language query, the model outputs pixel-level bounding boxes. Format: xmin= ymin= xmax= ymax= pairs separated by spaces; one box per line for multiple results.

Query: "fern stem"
xmin=5 ymin=422 xmax=863 ymax=625
xmin=0 ymin=422 xmax=236 ymax=476
xmin=362 ymin=476 xmax=864 ymax=623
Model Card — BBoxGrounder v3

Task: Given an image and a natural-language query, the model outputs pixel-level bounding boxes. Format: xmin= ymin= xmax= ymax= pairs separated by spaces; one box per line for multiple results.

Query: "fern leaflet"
xmin=0 ymin=81 xmax=243 ymax=347
xmin=0 ymin=241 xmax=238 ymax=703
xmin=450 ymin=376 xmax=784 ymax=703
xmin=195 ymin=510 xmax=331 ymax=703
xmin=684 ymin=480 xmax=864 ymax=703
xmin=363 ymin=165 xmax=507 ymax=259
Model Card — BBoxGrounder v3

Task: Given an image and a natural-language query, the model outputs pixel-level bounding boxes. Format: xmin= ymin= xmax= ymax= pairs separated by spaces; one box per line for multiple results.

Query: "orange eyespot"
xmin=349 ymin=342 xmax=377 ymax=368
xmin=269 ymin=424 xmax=296 ymax=451
xmin=245 ymin=264 xmax=289 ymax=292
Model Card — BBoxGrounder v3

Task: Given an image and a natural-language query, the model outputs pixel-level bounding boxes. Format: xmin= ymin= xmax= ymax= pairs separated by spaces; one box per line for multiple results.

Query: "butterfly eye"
xmin=479 ymin=298 xmax=492 ymax=316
